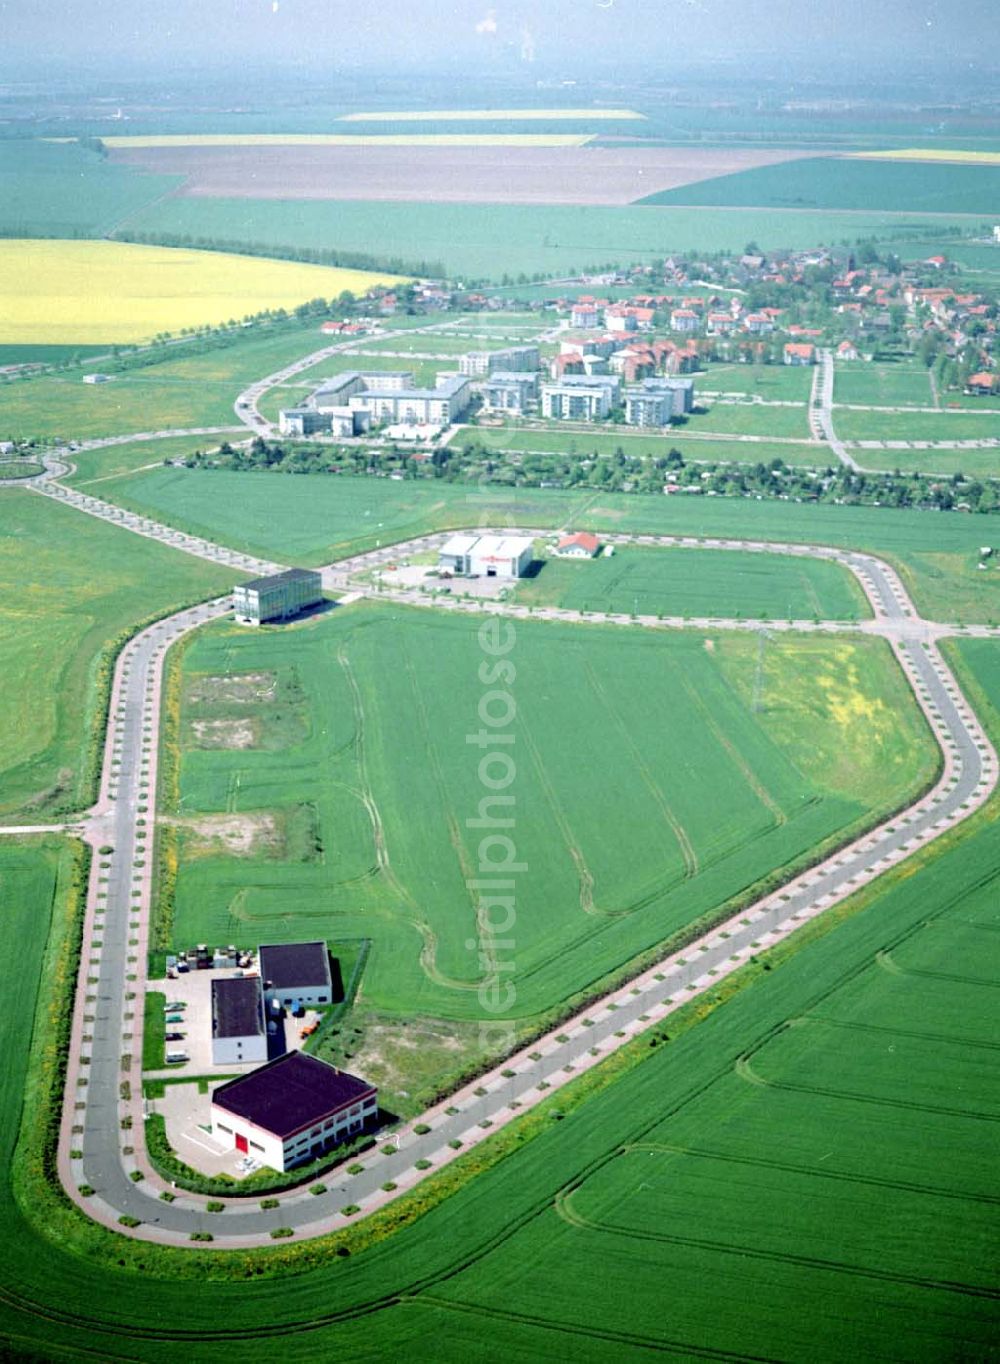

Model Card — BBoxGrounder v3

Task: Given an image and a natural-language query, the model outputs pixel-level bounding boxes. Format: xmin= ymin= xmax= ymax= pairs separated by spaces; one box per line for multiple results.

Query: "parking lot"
xmin=143 ymin=964 xmax=320 ymax=1080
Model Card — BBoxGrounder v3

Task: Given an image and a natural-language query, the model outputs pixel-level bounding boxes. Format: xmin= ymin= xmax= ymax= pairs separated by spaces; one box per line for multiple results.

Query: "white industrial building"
xmin=210 ymin=976 xmax=268 ymax=1067
xmin=540 ymin=375 xmax=621 ymax=421
xmin=233 ymin=568 xmax=324 ymax=626
xmin=259 ymin=941 xmax=334 ymax=1009
xmin=210 ymin=1051 xmax=378 ymax=1171
xmin=439 ymin=533 xmax=534 ymax=578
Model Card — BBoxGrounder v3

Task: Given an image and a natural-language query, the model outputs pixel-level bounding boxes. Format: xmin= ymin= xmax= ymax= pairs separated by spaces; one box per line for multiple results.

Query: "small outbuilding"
xmin=259 ymin=940 xmax=333 ymax=1009
xmin=210 ymin=1051 xmax=377 ymax=1170
xmin=555 ymin=532 xmax=601 ymax=559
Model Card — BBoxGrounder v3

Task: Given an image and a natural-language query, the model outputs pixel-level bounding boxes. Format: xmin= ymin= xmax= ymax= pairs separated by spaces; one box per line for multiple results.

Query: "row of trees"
xmin=185 ymin=436 xmax=1000 ymax=515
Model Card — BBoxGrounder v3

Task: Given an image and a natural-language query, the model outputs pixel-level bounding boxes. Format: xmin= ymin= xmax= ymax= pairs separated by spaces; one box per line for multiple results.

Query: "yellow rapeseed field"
xmin=337 ymin=108 xmax=645 ymax=122
xmin=0 ymin=240 xmax=408 ymax=346
xmin=102 ymin=133 xmax=593 ymax=148
xmin=849 ymin=148 xmax=1000 ymax=165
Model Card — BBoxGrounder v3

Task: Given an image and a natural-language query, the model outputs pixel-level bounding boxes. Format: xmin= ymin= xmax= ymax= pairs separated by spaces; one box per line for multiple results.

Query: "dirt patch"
xmin=190 ymin=717 xmax=256 ymax=749
xmin=187 ymin=671 xmax=277 ymax=705
xmin=171 ymin=812 xmax=282 ymax=858
xmin=110 ymin=144 xmax=812 ymax=206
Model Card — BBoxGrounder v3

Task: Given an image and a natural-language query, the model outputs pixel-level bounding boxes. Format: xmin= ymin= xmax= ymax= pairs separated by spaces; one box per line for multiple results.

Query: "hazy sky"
xmin=2 ymin=0 xmax=997 ymax=74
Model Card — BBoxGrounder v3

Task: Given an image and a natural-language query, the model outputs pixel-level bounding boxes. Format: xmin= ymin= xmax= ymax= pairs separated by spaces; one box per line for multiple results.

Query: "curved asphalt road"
xmin=33 ymin=518 xmax=996 ymax=1247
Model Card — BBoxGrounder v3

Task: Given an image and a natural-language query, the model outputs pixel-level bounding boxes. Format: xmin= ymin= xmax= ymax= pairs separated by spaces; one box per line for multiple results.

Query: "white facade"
xmin=439 ymin=533 xmax=534 ymax=578
xmin=540 ymin=376 xmax=620 ymax=421
xmin=210 ymin=1089 xmax=377 ymax=1171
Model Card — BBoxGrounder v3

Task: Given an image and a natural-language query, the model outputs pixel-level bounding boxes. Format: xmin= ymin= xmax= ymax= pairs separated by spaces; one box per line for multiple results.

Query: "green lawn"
xmin=64 ymin=434 xmax=231 ymax=487
xmin=0 ymin=646 xmax=995 ymax=1357
xmin=851 ymin=445 xmax=1000 ymax=479
xmin=834 ymin=362 xmax=935 ymax=408
xmin=689 ymin=400 xmax=811 ymax=439
xmin=142 ymin=991 xmax=167 ymax=1070
xmin=834 ymin=407 xmax=1000 ymax=442
xmin=165 ymin=606 xmax=932 ymax=1046
xmin=698 ymin=363 xmax=815 ymax=401
xmin=0 ymin=492 xmax=238 ymax=819
xmin=516 ymin=544 xmax=870 ymax=620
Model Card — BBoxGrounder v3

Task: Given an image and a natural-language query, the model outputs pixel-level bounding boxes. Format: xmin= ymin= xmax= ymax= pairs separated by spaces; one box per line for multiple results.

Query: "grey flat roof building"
xmin=233 ymin=568 xmax=323 ymax=626
xmin=211 ymin=976 xmax=265 ymax=1040
xmin=259 ymin=940 xmax=332 ymax=992
xmin=212 ymin=1052 xmax=375 ymax=1141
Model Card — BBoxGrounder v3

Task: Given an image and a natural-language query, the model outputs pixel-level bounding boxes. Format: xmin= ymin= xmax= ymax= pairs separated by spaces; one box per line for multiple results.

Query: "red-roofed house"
xmin=784 ymin=342 xmax=816 ymax=366
xmin=837 ymin=340 xmax=860 ymax=361
xmin=556 ymin=532 xmax=601 ymax=559
xmin=670 ymin=308 xmax=700 ymax=333
xmin=965 ymin=371 xmax=997 ymax=396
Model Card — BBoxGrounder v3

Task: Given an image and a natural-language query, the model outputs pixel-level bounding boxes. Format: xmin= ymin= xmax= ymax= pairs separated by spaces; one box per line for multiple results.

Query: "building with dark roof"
xmin=210 ymin=976 xmax=267 ymax=1066
xmin=210 ymin=1051 xmax=377 ymax=1170
xmin=259 ymin=940 xmax=333 ymax=1008
xmin=233 ymin=568 xmax=323 ymax=626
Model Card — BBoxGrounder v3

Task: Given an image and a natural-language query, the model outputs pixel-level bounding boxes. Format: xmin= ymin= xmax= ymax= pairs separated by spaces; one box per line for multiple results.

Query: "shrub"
xmin=341 ymin=1204 xmax=360 ymax=1216
xmin=78 ymin=1184 xmax=94 ymax=1197
xmin=310 ymin=1183 xmax=327 ymax=1196
xmin=159 ymin=1190 xmax=175 ymax=1202
xmin=380 ymin=1181 xmax=397 ymax=1193
xmin=347 ymin=1163 xmax=364 ymax=1175
xmin=414 ymin=1158 xmax=432 ymax=1171
xmin=189 ymin=1231 xmax=213 ymax=1242
xmin=118 ymin=1215 xmax=140 ymax=1228
xmin=260 ymin=1197 xmax=279 ymax=1210
xmin=413 ymin=1122 xmax=430 ymax=1135
xmin=128 ymin=1170 xmax=143 ymax=1182
xmin=448 ymin=1138 xmax=463 ymax=1150
xmin=206 ymin=1200 xmax=225 ymax=1213
xmin=270 ymin=1227 xmax=293 ymax=1239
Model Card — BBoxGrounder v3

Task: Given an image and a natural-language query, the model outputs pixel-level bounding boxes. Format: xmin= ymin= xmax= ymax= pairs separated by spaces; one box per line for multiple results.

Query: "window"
xmin=216 ymin=1123 xmax=232 ymax=1134
xmin=250 ymin=1141 xmax=264 ymax=1152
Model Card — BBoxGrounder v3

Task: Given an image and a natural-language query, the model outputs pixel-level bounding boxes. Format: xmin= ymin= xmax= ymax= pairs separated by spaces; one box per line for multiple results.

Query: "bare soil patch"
xmin=187 ymin=671 xmax=277 ymax=705
xmin=170 ymin=811 xmax=281 ymax=858
xmin=190 ymin=717 xmax=255 ymax=749
xmin=111 ymin=145 xmax=812 ymax=206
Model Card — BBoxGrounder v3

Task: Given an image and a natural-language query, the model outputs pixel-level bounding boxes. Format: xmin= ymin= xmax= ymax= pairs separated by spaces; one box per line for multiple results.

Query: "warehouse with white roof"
xmin=438 ymin=534 xmax=534 ymax=578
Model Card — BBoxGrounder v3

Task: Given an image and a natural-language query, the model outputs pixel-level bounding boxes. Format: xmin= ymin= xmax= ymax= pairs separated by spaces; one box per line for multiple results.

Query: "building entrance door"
xmin=235 ymin=1133 xmax=248 ymax=1153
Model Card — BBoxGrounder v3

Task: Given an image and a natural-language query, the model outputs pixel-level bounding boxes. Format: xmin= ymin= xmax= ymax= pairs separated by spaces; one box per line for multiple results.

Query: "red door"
xmin=235 ymin=1133 xmax=248 ymax=1153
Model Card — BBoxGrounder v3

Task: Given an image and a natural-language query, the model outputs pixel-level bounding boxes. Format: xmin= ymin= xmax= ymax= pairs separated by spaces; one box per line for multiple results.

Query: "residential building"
xmin=438 ymin=534 xmax=534 ymax=578
xmin=259 ymin=941 xmax=334 ymax=1008
xmin=211 ymin=976 xmax=268 ymax=1067
xmin=670 ymin=308 xmax=700 ymax=333
xmin=348 ymin=373 xmax=472 ymax=425
xmin=540 ymin=375 xmax=621 ymax=421
xmin=459 ymin=346 xmax=539 ymax=376
xmin=570 ymin=303 xmax=599 ymax=328
xmin=233 ymin=569 xmax=323 ymax=626
xmin=624 ymin=377 xmax=695 ymax=426
xmin=837 ymin=340 xmax=860 ymax=361
xmin=966 ymin=371 xmax=997 ymax=396
xmin=480 ymin=372 xmax=539 ymax=413
xmin=783 ymin=342 xmax=816 ymax=366
xmin=312 ymin=372 xmax=368 ymax=407
xmin=555 ymin=532 xmax=600 ymax=559
xmin=210 ymin=1052 xmax=378 ymax=1171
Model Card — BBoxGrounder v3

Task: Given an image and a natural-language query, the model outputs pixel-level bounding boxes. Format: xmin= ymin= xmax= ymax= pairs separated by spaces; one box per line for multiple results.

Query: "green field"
xmin=118 ymin=196 xmax=990 ymax=281
xmin=850 ymin=445 xmax=1000 ymax=479
xmin=834 ymin=407 xmax=1000 ymax=442
xmin=165 ymin=606 xmax=930 ymax=1044
xmin=63 ymin=434 xmax=233 ymax=486
xmin=0 ymin=643 xmax=996 ymax=1358
xmin=0 ymin=492 xmax=237 ymax=819
xmin=833 ymin=362 xmax=935 ymax=407
xmin=85 ymin=466 xmax=1000 ymax=623
xmin=698 ymin=363 xmax=816 ymax=401
xmin=0 ymin=139 xmax=178 ymax=238
xmin=516 ymin=544 xmax=869 ymax=620
xmin=637 ymin=156 xmax=1000 ymax=215
xmin=690 ymin=400 xmax=811 ymax=439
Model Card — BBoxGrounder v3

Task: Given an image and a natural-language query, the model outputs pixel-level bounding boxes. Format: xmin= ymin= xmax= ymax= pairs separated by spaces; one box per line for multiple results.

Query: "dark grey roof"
xmin=240 ymin=568 xmax=322 ymax=594
xmin=259 ymin=940 xmax=332 ymax=990
xmin=212 ymin=1052 xmax=375 ymax=1138
xmin=211 ymin=977 xmax=265 ymax=1040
